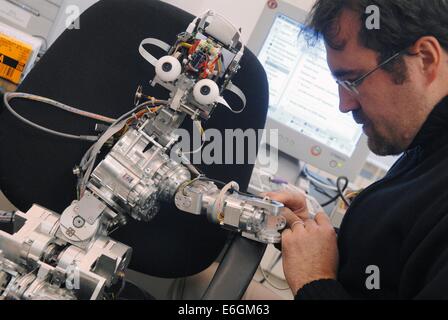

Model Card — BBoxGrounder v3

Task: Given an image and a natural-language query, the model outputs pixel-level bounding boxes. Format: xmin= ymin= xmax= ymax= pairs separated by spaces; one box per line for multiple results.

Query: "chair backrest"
xmin=0 ymin=0 xmax=269 ymax=278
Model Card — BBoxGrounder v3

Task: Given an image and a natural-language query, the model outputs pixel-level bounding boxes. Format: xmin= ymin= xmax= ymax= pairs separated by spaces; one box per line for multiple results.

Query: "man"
xmin=267 ymin=0 xmax=448 ymax=299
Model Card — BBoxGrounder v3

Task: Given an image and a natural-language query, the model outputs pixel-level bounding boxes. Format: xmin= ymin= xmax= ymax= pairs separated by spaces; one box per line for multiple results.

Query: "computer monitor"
xmin=248 ymin=1 xmax=370 ymax=181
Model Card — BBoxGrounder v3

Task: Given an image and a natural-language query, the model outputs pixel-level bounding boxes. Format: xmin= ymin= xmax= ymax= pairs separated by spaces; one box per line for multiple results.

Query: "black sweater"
xmin=296 ymin=96 xmax=448 ymax=300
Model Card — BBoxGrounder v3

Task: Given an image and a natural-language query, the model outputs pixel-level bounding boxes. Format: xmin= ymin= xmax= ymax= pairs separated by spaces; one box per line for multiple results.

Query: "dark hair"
xmin=306 ymin=0 xmax=448 ymax=83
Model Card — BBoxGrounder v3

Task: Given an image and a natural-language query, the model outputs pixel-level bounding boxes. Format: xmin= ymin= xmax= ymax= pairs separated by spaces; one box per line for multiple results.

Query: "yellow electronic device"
xmin=0 ymin=33 xmax=32 ymax=84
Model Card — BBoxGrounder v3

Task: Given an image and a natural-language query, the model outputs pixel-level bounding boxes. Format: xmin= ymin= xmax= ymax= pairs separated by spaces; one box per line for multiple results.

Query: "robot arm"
xmin=72 ymin=9 xmax=285 ymax=244
xmin=175 ymin=179 xmax=285 ymax=243
xmin=80 ymin=123 xmax=285 ymax=245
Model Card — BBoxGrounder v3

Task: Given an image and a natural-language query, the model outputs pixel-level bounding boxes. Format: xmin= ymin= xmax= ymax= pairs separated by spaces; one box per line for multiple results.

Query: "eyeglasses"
xmin=336 ymin=51 xmax=404 ymax=96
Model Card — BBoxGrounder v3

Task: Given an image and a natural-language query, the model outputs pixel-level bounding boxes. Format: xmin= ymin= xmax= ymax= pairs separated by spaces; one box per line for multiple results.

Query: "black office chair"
xmin=0 ymin=0 xmax=270 ymax=299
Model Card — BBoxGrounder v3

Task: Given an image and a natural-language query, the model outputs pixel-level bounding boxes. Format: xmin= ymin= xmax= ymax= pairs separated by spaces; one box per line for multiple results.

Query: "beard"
xmin=367 ymin=133 xmax=404 ymax=156
xmin=353 ymin=110 xmax=405 ymax=156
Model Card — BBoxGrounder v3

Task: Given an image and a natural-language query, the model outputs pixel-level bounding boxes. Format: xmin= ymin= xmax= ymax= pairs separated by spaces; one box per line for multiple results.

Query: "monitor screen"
xmin=257 ymin=14 xmax=363 ymax=158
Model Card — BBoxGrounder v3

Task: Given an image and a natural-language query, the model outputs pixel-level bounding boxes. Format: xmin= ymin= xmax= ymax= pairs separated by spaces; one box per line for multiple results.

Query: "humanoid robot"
xmin=0 ymin=11 xmax=287 ymax=300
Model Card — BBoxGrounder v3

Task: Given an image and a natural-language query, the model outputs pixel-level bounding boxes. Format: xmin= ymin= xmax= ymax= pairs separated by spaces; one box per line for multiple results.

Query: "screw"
xmin=73 ymin=216 xmax=85 ymax=228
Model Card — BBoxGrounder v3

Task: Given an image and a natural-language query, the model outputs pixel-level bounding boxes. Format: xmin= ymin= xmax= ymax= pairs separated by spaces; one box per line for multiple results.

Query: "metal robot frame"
xmin=0 ymin=11 xmax=286 ymax=300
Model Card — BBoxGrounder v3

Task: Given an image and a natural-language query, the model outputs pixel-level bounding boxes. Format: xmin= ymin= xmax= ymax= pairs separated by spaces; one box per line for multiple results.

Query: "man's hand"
xmin=263 ymin=191 xmax=309 ymax=220
xmin=282 ymin=211 xmax=339 ymax=296
xmin=263 ymin=191 xmax=339 ymax=295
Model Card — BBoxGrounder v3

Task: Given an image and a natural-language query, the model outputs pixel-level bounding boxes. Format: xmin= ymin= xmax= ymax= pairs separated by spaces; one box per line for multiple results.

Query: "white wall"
xmin=48 ymin=0 xmax=317 ymax=46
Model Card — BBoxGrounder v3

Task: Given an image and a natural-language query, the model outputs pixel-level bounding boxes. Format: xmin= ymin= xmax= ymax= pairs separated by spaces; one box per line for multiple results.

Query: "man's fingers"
xmin=281 ymin=208 xmax=307 ymax=235
xmin=294 ymin=207 xmax=311 ymax=221
xmin=265 ymin=191 xmax=308 ymax=213
xmin=315 ymin=212 xmax=331 ymax=226
xmin=281 ymin=208 xmax=301 ymax=227
xmin=281 ymin=228 xmax=293 ymax=246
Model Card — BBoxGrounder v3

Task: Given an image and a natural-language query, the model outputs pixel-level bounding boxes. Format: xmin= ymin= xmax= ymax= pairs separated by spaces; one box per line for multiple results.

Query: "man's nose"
xmin=339 ymin=86 xmax=360 ymax=113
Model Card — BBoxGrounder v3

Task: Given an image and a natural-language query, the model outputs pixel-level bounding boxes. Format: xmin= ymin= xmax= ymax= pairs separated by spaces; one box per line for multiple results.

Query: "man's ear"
xmin=411 ymin=36 xmax=443 ymax=83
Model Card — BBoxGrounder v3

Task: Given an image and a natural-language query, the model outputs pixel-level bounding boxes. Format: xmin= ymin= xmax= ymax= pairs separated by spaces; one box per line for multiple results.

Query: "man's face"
xmin=326 ymin=10 xmax=430 ymax=156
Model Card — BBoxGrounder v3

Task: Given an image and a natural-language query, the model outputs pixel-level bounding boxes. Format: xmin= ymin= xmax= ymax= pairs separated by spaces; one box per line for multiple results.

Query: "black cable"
xmin=319 ymin=177 xmax=350 ymax=208
xmin=336 ymin=177 xmax=350 ymax=207
xmin=320 ymin=194 xmax=341 ymax=208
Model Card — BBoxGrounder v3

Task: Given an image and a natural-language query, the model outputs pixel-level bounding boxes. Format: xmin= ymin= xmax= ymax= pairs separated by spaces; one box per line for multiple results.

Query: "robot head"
xmin=138 ymin=10 xmax=246 ymax=120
